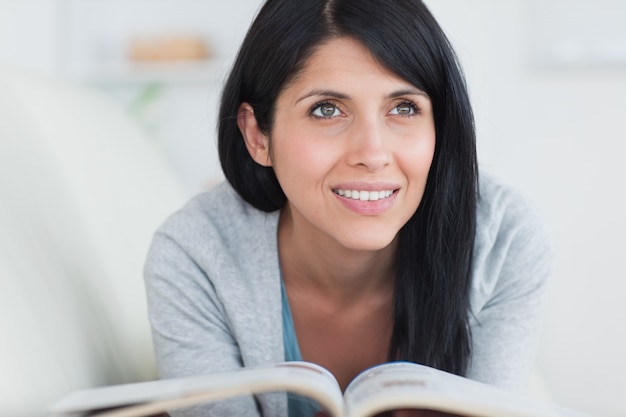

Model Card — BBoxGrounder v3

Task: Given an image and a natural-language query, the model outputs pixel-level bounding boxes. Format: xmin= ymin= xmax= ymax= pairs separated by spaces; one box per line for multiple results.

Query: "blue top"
xmin=282 ymin=281 xmax=323 ymax=417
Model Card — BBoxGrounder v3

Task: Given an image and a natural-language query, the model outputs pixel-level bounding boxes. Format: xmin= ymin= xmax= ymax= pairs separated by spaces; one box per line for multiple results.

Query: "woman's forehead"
xmin=281 ymin=37 xmax=424 ymax=98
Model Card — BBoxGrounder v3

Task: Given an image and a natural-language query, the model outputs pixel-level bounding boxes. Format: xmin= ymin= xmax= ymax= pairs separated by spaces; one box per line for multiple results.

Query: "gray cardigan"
xmin=144 ymin=173 xmax=552 ymax=416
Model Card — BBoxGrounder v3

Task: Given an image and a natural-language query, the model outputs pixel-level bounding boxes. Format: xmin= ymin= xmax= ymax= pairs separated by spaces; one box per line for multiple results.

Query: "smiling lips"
xmin=333 ymin=189 xmax=395 ymax=201
xmin=333 ymin=187 xmax=398 ymax=215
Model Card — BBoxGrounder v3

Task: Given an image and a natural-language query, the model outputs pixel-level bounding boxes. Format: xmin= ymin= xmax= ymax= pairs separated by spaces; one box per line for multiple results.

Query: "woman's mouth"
xmin=333 ymin=189 xmax=395 ymax=201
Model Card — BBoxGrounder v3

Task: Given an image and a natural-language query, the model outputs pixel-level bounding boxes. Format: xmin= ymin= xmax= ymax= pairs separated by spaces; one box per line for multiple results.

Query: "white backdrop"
xmin=1 ymin=1 xmax=625 ymax=416
xmin=426 ymin=2 xmax=626 ymax=416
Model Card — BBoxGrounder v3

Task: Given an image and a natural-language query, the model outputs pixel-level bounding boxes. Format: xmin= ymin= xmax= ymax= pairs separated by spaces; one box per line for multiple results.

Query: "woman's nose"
xmin=345 ymin=118 xmax=392 ymax=171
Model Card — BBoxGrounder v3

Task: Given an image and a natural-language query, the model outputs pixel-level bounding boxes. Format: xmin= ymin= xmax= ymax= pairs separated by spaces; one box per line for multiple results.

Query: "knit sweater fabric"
xmin=144 ymin=173 xmax=553 ymax=416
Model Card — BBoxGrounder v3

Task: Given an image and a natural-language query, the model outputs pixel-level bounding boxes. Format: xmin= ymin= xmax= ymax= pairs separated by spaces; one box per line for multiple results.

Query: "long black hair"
xmin=218 ymin=0 xmax=477 ymax=376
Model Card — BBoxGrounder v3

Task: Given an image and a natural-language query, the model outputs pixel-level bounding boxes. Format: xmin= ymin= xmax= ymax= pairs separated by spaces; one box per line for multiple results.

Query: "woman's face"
xmin=243 ymin=37 xmax=436 ymax=252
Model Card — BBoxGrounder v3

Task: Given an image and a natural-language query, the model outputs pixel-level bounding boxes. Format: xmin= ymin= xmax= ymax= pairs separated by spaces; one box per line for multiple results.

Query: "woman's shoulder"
xmin=476 ymin=171 xmax=549 ymax=244
xmin=152 ymin=181 xmax=280 ymax=255
xmin=471 ymin=171 xmax=554 ymax=306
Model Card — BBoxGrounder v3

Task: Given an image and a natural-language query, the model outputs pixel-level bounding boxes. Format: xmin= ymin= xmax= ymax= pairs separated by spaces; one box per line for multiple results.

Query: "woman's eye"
xmin=390 ymin=102 xmax=418 ymax=116
xmin=312 ymin=103 xmax=340 ymax=118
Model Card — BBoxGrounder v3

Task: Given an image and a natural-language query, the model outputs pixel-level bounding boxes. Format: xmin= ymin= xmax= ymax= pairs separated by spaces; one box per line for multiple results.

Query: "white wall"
xmin=63 ymin=0 xmax=261 ymax=194
xmin=0 ymin=1 xmax=62 ymax=76
xmin=424 ymin=1 xmax=626 ymax=416
xmin=1 ymin=1 xmax=625 ymax=416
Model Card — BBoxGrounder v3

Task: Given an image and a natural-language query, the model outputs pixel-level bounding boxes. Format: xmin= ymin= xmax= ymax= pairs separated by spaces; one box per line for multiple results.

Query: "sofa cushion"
xmin=0 ymin=66 xmax=186 ymax=416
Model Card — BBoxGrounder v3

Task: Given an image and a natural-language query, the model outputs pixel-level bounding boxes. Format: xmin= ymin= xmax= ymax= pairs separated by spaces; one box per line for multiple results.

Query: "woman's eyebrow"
xmin=295 ymin=87 xmax=428 ymax=104
xmin=295 ymin=89 xmax=350 ymax=104
xmin=386 ymin=88 xmax=428 ymax=99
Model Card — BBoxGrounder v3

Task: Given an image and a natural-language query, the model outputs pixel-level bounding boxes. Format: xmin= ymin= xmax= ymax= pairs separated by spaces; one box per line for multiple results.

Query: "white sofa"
xmin=0 ymin=65 xmax=186 ymax=417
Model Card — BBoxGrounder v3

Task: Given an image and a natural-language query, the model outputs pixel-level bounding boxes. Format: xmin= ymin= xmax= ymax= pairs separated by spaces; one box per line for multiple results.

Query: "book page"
xmin=343 ymin=362 xmax=562 ymax=417
xmin=48 ymin=362 xmax=344 ymax=417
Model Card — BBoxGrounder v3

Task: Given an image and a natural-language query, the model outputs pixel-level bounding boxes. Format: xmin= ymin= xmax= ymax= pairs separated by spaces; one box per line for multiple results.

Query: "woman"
xmin=144 ymin=0 xmax=552 ymax=416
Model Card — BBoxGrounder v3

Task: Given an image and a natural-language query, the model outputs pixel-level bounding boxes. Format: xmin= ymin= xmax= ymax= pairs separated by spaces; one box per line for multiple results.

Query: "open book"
xmin=48 ymin=361 xmax=590 ymax=417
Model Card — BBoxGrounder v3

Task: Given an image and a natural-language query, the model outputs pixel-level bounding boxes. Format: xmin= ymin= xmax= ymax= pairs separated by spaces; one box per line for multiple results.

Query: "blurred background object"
xmin=128 ymin=33 xmax=211 ymax=63
xmin=0 ymin=0 xmax=625 ymax=416
xmin=0 ymin=65 xmax=186 ymax=416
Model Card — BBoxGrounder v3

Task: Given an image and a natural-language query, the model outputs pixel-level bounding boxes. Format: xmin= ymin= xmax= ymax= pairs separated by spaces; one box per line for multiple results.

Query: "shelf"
xmin=74 ymin=59 xmax=230 ymax=85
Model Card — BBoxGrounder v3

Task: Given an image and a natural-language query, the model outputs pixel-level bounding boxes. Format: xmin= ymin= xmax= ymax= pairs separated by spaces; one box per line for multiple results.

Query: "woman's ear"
xmin=237 ymin=103 xmax=272 ymax=167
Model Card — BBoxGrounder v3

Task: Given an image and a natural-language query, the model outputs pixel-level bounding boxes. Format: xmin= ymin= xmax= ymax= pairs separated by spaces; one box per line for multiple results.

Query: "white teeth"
xmin=334 ymin=189 xmax=394 ymax=201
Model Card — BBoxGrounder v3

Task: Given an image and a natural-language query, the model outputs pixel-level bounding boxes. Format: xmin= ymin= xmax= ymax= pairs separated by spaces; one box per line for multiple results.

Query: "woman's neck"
xmin=277 ymin=204 xmax=397 ymax=304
